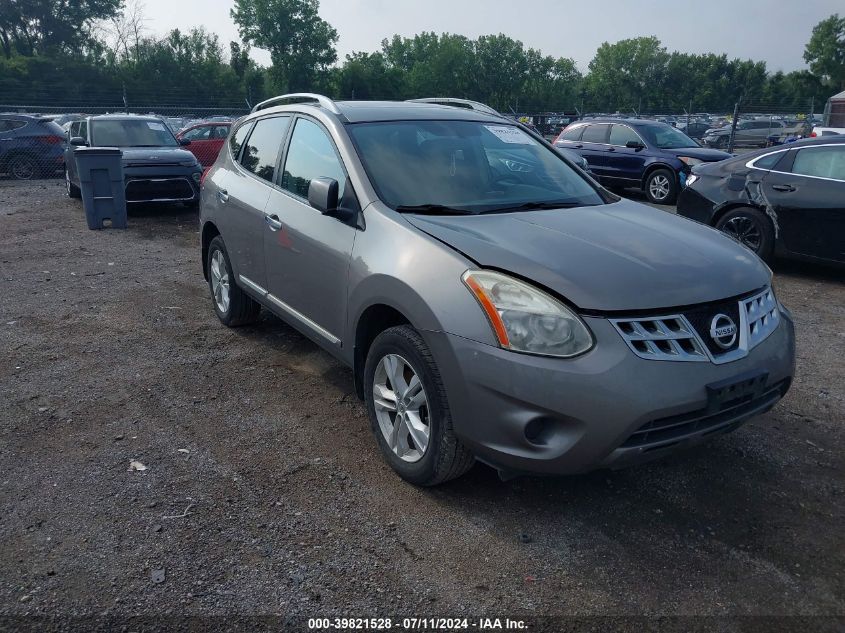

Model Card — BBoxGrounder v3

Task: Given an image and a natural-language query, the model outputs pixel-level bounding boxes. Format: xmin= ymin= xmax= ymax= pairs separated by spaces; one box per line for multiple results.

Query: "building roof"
xmin=830 ymin=90 xmax=845 ymax=101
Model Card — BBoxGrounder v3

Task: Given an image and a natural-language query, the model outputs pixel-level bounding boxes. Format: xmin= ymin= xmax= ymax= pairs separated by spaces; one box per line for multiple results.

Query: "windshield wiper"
xmin=479 ymin=201 xmax=583 ymax=214
xmin=395 ymin=204 xmax=471 ymax=215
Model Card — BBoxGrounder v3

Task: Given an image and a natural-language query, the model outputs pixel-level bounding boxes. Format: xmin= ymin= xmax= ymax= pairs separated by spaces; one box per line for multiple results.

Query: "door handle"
xmin=573 ymin=144 xmax=583 ymax=149
xmin=771 ymin=184 xmax=795 ymax=192
xmin=265 ymin=214 xmax=283 ymax=231
xmin=217 ymin=189 xmax=229 ymax=203
xmin=608 ymin=147 xmax=615 ymax=152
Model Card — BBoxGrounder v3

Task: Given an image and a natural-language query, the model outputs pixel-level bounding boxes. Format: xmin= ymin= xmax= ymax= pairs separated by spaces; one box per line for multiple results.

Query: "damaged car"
xmin=678 ymin=136 xmax=845 ymax=264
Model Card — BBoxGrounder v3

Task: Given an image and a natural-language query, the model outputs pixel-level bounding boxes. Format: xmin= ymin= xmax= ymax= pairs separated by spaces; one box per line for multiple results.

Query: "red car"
xmin=176 ymin=122 xmax=231 ymax=168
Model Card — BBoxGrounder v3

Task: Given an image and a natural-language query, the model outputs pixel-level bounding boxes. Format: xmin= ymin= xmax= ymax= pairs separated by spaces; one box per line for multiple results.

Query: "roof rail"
xmin=251 ymin=93 xmax=342 ymax=115
xmin=407 ymin=98 xmax=502 ymax=117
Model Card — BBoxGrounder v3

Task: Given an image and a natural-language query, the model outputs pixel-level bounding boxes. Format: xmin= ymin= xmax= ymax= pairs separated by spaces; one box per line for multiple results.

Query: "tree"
xmin=586 ymin=37 xmax=670 ymax=112
xmin=0 ymin=0 xmax=123 ymax=58
xmin=231 ymin=0 xmax=337 ymax=92
xmin=804 ymin=14 xmax=845 ymax=91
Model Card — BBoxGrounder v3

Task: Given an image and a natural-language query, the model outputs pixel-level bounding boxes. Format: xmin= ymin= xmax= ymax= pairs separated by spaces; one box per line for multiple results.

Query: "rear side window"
xmin=559 ymin=125 xmax=584 ymax=142
xmin=609 ymin=125 xmax=642 ymax=146
xmin=240 ymin=116 xmax=291 ymax=182
xmin=213 ymin=126 xmax=230 ymax=139
xmin=791 ymin=146 xmax=845 ymax=181
xmin=581 ymin=124 xmax=609 ymax=144
xmin=0 ymin=119 xmax=27 ymax=132
xmin=281 ymin=118 xmax=347 ymax=199
xmin=753 ymin=152 xmax=784 ymax=170
xmin=229 ymin=121 xmax=253 ymax=161
xmin=184 ymin=126 xmax=212 ymax=141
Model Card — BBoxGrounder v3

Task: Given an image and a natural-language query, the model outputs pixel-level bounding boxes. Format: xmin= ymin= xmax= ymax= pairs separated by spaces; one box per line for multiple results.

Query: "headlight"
xmin=462 ymin=270 xmax=594 ymax=357
xmin=678 ymin=156 xmax=703 ymax=166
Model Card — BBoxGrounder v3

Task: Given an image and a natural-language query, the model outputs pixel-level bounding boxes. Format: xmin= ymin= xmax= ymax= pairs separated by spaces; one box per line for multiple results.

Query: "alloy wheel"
xmin=11 ymin=157 xmax=35 ymax=180
xmin=721 ymin=216 xmax=762 ymax=252
xmin=649 ymin=174 xmax=671 ymax=201
xmin=210 ymin=250 xmax=231 ymax=313
xmin=372 ymin=353 xmax=430 ymax=463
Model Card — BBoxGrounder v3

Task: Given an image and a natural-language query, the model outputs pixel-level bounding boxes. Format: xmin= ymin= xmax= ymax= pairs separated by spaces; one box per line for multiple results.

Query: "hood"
xmin=120 ymin=147 xmax=197 ymax=166
xmin=405 ymin=200 xmax=770 ymax=312
xmin=663 ymin=147 xmax=732 ymax=162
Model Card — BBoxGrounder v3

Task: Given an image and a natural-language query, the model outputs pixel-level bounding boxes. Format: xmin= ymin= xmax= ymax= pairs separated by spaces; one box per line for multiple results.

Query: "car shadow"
xmin=772 ymin=258 xmax=845 ymax=284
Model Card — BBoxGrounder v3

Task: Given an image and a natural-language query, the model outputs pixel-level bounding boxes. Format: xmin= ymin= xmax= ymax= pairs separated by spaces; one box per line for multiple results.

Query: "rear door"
xmin=263 ymin=116 xmax=358 ymax=349
xmin=578 ymin=124 xmax=612 ymax=177
xmin=606 ymin=124 xmax=648 ymax=185
xmin=217 ymin=116 xmax=292 ymax=291
xmin=763 ymin=144 xmax=845 ymax=262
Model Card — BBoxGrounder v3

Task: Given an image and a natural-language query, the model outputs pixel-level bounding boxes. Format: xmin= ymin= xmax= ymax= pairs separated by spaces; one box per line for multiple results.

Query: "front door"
xmin=577 ymin=123 xmax=612 ymax=178
xmin=763 ymin=144 xmax=845 ymax=262
xmin=263 ymin=116 xmax=358 ymax=348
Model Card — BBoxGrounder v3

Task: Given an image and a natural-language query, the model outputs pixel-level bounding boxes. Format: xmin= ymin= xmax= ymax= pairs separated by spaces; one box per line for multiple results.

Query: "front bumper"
xmin=676 ymin=186 xmax=717 ymax=224
xmin=123 ymin=165 xmax=201 ymax=203
xmin=425 ymin=310 xmax=794 ymax=476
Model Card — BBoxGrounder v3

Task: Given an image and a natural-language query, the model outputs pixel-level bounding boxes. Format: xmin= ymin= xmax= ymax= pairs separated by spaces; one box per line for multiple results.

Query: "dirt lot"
xmin=1 ymin=180 xmax=843 ymax=631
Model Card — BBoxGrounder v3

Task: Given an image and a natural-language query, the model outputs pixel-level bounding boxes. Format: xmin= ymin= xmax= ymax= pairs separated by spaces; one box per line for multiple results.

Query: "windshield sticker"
xmin=147 ymin=122 xmax=166 ymax=131
xmin=484 ymin=125 xmax=534 ymax=145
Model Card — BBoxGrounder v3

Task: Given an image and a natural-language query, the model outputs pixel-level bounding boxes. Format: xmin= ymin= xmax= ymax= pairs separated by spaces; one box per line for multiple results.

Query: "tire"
xmin=206 ymin=236 xmax=261 ymax=327
xmin=645 ymin=168 xmax=678 ymax=205
xmin=7 ymin=155 xmax=37 ymax=180
xmin=65 ymin=168 xmax=81 ymax=199
xmin=364 ymin=324 xmax=475 ymax=486
xmin=715 ymin=207 xmax=775 ymax=262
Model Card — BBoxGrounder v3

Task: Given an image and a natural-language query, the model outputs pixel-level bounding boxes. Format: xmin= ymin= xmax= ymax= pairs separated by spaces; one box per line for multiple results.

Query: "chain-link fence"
xmin=0 ymin=95 xmax=822 ymax=181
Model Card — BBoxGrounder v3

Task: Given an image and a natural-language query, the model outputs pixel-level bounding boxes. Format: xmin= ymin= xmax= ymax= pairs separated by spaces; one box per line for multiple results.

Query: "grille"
xmin=125 ymin=178 xmax=194 ymax=202
xmin=743 ymin=288 xmax=779 ymax=349
xmin=611 ymin=315 xmax=708 ymax=362
xmin=621 ymin=379 xmax=789 ymax=449
xmin=611 ymin=287 xmax=780 ymax=365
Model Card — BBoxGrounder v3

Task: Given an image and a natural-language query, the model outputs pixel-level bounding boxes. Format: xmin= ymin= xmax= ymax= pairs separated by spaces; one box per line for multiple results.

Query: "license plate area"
xmin=706 ymin=370 xmax=769 ymax=413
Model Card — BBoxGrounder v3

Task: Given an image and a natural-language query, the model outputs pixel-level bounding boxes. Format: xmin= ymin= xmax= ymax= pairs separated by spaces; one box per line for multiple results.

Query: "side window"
xmin=560 ymin=125 xmax=584 ymax=141
xmin=581 ymin=124 xmax=610 ymax=144
xmin=2 ymin=119 xmax=26 ymax=132
xmin=791 ymin=147 xmax=845 ymax=181
xmin=229 ymin=121 xmax=253 ymax=161
xmin=240 ymin=116 xmax=291 ymax=182
xmin=609 ymin=125 xmax=642 ymax=146
xmin=281 ymin=118 xmax=347 ymax=200
xmin=184 ymin=126 xmax=211 ymax=141
xmin=753 ymin=152 xmax=784 ymax=170
xmin=213 ymin=126 xmax=230 ymax=139
xmin=0 ymin=119 xmax=10 ymax=132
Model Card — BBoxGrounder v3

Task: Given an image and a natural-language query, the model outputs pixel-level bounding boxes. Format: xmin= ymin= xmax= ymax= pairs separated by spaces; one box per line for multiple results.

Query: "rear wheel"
xmin=207 ymin=236 xmax=261 ymax=327
xmin=645 ymin=168 xmax=678 ymax=205
xmin=715 ymin=207 xmax=775 ymax=262
xmin=364 ymin=325 xmax=475 ymax=486
xmin=8 ymin=155 xmax=37 ymax=180
xmin=65 ymin=168 xmax=81 ymax=198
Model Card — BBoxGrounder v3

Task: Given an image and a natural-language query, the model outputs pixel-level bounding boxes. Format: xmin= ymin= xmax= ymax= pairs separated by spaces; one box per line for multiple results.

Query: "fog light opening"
xmin=524 ymin=418 xmax=552 ymax=446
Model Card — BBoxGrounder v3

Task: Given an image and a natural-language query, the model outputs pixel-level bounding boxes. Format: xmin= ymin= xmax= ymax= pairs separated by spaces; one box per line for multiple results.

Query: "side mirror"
xmin=626 ymin=140 xmax=645 ymax=149
xmin=308 ymin=177 xmax=339 ymax=215
xmin=70 ymin=137 xmax=87 ymax=147
xmin=179 ymin=138 xmax=191 ymax=146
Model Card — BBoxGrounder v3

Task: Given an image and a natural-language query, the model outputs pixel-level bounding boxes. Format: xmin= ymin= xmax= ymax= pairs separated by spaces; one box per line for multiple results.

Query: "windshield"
xmin=347 ymin=120 xmax=605 ymax=214
xmin=637 ymin=124 xmax=699 ymax=149
xmin=91 ymin=119 xmax=178 ymax=147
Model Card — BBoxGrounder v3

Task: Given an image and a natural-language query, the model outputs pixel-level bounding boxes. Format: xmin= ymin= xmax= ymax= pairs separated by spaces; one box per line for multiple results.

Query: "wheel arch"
xmin=352 ymin=303 xmax=412 ymax=400
xmin=640 ymin=161 xmax=680 ymax=190
xmin=200 ymin=221 xmax=221 ymax=280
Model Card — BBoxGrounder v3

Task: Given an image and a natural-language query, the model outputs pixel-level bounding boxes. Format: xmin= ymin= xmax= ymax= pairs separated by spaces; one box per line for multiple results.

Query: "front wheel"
xmin=645 ymin=168 xmax=678 ymax=205
xmin=364 ymin=325 xmax=475 ymax=486
xmin=715 ymin=207 xmax=775 ymax=262
xmin=206 ymin=236 xmax=261 ymax=327
xmin=65 ymin=169 xmax=81 ymax=199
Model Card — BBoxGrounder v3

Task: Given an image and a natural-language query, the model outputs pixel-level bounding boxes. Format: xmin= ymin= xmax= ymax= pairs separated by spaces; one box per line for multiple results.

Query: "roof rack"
xmin=251 ymin=93 xmax=342 ymax=115
xmin=406 ymin=98 xmax=502 ymax=117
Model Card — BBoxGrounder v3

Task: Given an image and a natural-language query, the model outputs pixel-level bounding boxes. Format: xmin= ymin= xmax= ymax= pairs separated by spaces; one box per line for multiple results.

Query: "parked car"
xmin=176 ymin=121 xmax=232 ymax=168
xmin=810 ymin=126 xmax=844 ymax=137
xmin=553 ymin=118 xmax=731 ymax=204
xmin=0 ymin=113 xmax=65 ymax=179
xmin=64 ymin=115 xmax=203 ymax=204
xmin=676 ymin=121 xmax=711 ymax=140
xmin=199 ymin=94 xmax=794 ymax=485
xmin=702 ymin=119 xmax=786 ymax=149
xmin=677 ymin=136 xmax=845 ymax=265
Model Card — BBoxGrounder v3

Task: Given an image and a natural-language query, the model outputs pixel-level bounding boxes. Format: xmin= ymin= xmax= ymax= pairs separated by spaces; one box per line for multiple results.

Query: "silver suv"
xmin=200 ymin=94 xmax=795 ymax=485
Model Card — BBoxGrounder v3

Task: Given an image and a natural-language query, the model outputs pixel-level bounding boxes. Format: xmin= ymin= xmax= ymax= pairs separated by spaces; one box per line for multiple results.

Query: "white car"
xmin=811 ymin=126 xmax=844 ymax=137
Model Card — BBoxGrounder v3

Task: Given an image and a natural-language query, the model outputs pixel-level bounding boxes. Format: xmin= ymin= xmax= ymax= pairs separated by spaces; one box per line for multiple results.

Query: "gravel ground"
xmin=1 ymin=180 xmax=843 ymax=632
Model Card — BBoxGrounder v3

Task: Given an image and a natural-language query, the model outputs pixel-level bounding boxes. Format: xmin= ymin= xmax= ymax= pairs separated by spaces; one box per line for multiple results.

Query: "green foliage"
xmin=804 ymin=14 xmax=845 ymax=91
xmin=231 ymin=0 xmax=337 ymax=93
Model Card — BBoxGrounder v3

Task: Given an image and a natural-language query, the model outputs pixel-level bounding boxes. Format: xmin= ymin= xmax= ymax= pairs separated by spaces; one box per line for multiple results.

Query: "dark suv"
xmin=64 ymin=115 xmax=203 ymax=205
xmin=554 ymin=119 xmax=731 ymax=204
xmin=0 ymin=114 xmax=65 ymax=180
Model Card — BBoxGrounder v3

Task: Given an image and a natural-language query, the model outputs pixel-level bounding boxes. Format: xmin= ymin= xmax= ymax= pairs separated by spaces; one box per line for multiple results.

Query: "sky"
xmin=139 ymin=0 xmax=840 ymax=73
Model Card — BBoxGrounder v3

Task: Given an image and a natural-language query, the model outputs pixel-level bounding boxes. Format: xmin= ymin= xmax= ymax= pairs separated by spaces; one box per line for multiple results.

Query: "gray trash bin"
xmin=75 ymin=147 xmax=127 ymax=230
